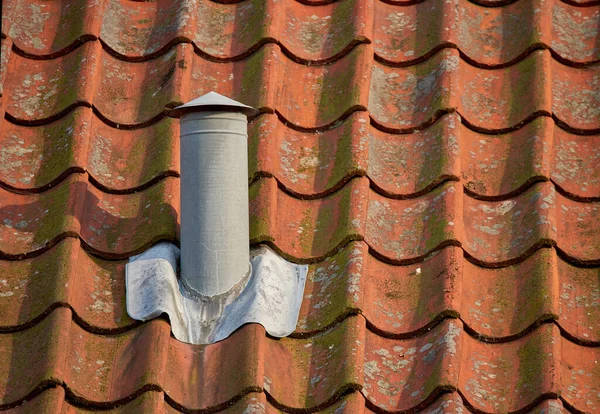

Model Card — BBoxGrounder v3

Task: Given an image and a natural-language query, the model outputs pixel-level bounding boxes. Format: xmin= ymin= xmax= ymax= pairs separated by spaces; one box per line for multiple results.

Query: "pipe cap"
xmin=169 ymin=92 xmax=259 ymax=118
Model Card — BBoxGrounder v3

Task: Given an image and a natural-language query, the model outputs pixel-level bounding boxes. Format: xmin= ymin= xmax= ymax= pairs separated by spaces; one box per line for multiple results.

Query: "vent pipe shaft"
xmin=127 ymin=93 xmax=308 ymax=344
xmin=171 ymin=93 xmax=258 ymax=297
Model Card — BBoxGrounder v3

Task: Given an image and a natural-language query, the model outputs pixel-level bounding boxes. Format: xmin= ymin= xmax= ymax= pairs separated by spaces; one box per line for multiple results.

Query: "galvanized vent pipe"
xmin=127 ymin=92 xmax=307 ymax=344
xmin=169 ymin=92 xmax=258 ymax=297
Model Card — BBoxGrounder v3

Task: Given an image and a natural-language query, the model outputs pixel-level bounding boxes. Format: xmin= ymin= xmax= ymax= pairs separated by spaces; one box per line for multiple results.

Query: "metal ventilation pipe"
xmin=169 ymin=92 xmax=258 ymax=297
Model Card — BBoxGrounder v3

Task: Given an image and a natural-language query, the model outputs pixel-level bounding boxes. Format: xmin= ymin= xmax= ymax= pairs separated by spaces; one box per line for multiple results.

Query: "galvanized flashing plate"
xmin=126 ymin=242 xmax=308 ymax=344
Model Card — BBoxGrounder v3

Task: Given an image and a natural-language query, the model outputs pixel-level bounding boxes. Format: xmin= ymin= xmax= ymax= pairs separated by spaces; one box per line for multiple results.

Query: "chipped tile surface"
xmin=0 ymin=0 xmax=598 ymax=412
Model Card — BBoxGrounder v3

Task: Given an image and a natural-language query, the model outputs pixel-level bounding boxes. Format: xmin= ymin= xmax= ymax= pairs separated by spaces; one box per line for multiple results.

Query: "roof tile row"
xmin=0 ymin=108 xmax=178 ymax=192
xmin=1 ymin=308 xmax=599 ymax=412
xmin=0 ymin=175 xmax=178 ymax=258
xmin=6 ymin=385 xmax=574 ymax=413
xmin=2 ymin=111 xmax=598 ymax=198
xmin=1 ymin=175 xmax=598 ymax=264
xmin=3 ymin=0 xmax=599 ymax=65
xmin=1 ymin=238 xmax=598 ymax=342
xmin=251 ymin=177 xmax=600 ymax=264
xmin=3 ymin=44 xmax=600 ymax=130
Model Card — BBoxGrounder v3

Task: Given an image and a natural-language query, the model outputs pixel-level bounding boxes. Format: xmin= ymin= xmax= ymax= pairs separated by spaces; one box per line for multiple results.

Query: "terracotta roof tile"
xmin=0 ymin=238 xmax=133 ymax=332
xmin=4 ymin=0 xmax=599 ymax=65
xmin=5 ymin=387 xmax=576 ymax=413
xmin=0 ymin=108 xmax=179 ymax=192
xmin=248 ymin=177 xmax=600 ymax=264
xmin=1 ymin=240 xmax=597 ymax=343
xmin=0 ymin=37 xmax=12 ymax=97
xmin=0 ymin=175 xmax=179 ymax=258
xmin=1 ymin=0 xmax=599 ymax=412
xmin=5 ymin=45 xmax=600 ymax=131
xmin=1 ymin=309 xmax=599 ymax=412
xmin=3 ymin=111 xmax=598 ymax=199
xmin=295 ymin=242 xmax=600 ymax=343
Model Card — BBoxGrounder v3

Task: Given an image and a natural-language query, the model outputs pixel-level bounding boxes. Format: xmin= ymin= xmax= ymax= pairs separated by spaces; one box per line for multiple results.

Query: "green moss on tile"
xmin=504 ymin=134 xmax=537 ymax=190
xmin=237 ymin=0 xmax=269 ymax=43
xmin=303 ymin=275 xmax=355 ymax=330
xmin=325 ymin=123 xmax=357 ymax=190
xmin=423 ymin=189 xmax=453 ymax=253
xmin=316 ymin=48 xmax=362 ymax=124
xmin=249 ymin=181 xmax=271 ymax=241
xmin=519 ymin=258 xmax=556 ymax=330
xmin=319 ymin=185 xmax=354 ymax=252
xmin=505 ymin=53 xmax=540 ymax=126
xmin=239 ymin=48 xmax=266 ymax=106
xmin=33 ymin=112 xmax=79 ymax=188
xmin=139 ymin=53 xmax=179 ymax=119
xmin=516 ymin=331 xmax=546 ymax=396
xmin=329 ymin=0 xmax=359 ymax=54
xmin=32 ymin=180 xmax=74 ymax=248
xmin=97 ymin=179 xmax=177 ymax=253
xmin=123 ymin=119 xmax=175 ymax=184
xmin=196 ymin=2 xmax=235 ymax=51
xmin=247 ymin=123 xmax=260 ymax=179
xmin=420 ymin=352 xmax=445 ymax=394
xmin=51 ymin=0 xmax=88 ymax=51
xmin=0 ymin=241 xmax=71 ymax=320
xmin=49 ymin=47 xmax=89 ymax=113
xmin=290 ymin=321 xmax=354 ymax=407
xmin=298 ymin=207 xmax=314 ymax=254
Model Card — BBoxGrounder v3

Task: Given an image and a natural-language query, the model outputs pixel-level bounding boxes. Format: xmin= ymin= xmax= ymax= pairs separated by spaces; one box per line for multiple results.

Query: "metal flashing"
xmin=125 ymin=242 xmax=308 ymax=344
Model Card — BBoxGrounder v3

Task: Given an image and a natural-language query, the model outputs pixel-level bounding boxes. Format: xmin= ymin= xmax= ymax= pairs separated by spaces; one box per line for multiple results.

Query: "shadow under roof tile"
xmin=100 ymin=0 xmax=195 ymax=60
xmin=0 ymin=238 xmax=133 ymax=333
xmin=95 ymin=43 xmax=191 ymax=127
xmin=1 ymin=238 xmax=597 ymax=344
xmin=0 ymin=108 xmax=179 ymax=192
xmin=0 ymin=307 xmax=72 ymax=408
xmin=0 ymin=107 xmax=93 ymax=191
xmin=3 ymin=41 xmax=100 ymax=123
xmin=373 ymin=0 xmax=600 ymax=67
xmin=2 ymin=0 xmax=102 ymax=58
xmin=0 ymin=175 xmax=179 ymax=258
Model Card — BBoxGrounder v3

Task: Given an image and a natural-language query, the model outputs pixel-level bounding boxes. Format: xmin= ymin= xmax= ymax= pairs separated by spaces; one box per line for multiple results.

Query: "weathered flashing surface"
xmin=126 ymin=242 xmax=308 ymax=344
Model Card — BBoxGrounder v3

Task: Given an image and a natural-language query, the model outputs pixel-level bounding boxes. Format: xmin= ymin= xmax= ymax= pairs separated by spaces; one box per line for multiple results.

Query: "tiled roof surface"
xmin=1 ymin=0 xmax=599 ymax=412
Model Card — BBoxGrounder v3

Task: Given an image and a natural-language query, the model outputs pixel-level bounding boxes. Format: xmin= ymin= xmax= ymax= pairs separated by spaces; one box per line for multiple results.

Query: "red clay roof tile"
xmin=0 ymin=175 xmax=179 ymax=258
xmin=0 ymin=238 xmax=133 ymax=332
xmin=0 ymin=38 xmax=12 ymax=97
xmin=6 ymin=386 xmax=577 ymax=413
xmin=1 ymin=240 xmax=597 ymax=344
xmin=6 ymin=44 xmax=600 ymax=131
xmin=1 ymin=0 xmax=599 ymax=412
xmin=4 ymin=0 xmax=600 ymax=65
xmin=2 ymin=309 xmax=599 ymax=412
xmin=0 ymin=108 xmax=179 ymax=192
xmin=3 ymin=111 xmax=597 ymax=200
